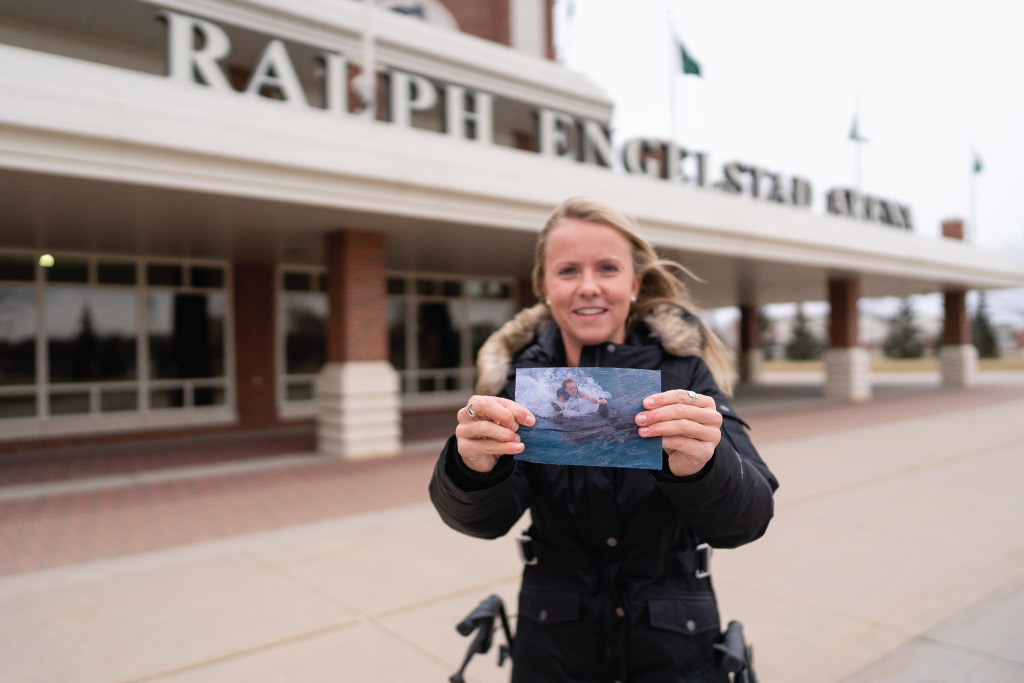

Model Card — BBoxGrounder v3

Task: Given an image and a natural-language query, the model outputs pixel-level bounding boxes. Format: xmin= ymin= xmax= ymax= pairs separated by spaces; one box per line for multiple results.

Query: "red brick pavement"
xmin=1 ymin=382 xmax=1021 ymax=578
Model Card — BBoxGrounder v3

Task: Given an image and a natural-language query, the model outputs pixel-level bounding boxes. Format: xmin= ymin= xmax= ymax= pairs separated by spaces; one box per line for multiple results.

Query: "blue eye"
xmin=600 ymin=264 xmax=619 ymax=274
xmin=557 ymin=266 xmax=577 ymax=277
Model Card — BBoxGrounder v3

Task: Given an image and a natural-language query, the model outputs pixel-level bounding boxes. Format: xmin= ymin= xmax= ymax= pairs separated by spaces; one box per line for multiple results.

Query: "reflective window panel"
xmin=46 ymin=287 xmax=137 ymax=383
xmin=0 ymin=285 xmax=36 ymax=385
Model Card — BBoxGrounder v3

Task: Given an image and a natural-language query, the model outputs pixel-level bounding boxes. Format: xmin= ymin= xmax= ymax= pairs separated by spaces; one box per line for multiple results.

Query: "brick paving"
xmin=0 ymin=380 xmax=1021 ymax=578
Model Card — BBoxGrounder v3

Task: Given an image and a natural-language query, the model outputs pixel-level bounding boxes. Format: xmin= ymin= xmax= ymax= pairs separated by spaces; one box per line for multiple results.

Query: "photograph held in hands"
xmin=514 ymin=367 xmax=662 ymax=469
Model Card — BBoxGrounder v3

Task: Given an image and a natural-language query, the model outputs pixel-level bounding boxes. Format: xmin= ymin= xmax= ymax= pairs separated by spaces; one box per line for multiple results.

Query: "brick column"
xmin=825 ymin=277 xmax=871 ymax=400
xmin=738 ymin=304 xmax=763 ymax=384
xmin=233 ymin=263 xmax=277 ymax=427
xmin=517 ymin=277 xmax=536 ymax=309
xmin=939 ymin=219 xmax=978 ymax=386
xmin=316 ymin=230 xmax=401 ymax=459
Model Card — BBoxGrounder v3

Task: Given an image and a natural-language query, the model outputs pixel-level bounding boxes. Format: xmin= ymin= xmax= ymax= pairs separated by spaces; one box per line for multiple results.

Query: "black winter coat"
xmin=430 ymin=319 xmax=778 ymax=683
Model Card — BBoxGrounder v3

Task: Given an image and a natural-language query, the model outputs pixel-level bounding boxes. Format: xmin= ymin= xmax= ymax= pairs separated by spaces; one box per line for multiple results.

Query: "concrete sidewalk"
xmin=1 ymin=379 xmax=1023 ymax=682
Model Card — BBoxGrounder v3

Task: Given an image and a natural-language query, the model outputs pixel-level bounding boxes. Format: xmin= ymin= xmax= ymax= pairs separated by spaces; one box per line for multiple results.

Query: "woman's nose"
xmin=578 ymin=270 xmax=600 ymax=295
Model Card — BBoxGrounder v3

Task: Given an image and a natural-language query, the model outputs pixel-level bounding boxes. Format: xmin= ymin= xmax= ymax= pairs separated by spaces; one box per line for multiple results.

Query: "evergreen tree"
xmin=882 ymin=297 xmax=924 ymax=358
xmin=972 ymin=291 xmax=1000 ymax=358
xmin=785 ymin=304 xmax=824 ymax=360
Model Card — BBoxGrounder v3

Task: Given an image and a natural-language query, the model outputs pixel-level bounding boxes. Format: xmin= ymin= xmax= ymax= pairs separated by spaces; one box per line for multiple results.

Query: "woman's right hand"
xmin=456 ymin=396 xmax=536 ymax=473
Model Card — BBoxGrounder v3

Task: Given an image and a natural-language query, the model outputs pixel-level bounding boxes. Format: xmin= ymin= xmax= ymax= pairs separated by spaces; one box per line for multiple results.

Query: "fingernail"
xmin=636 ymin=413 xmax=647 ymax=426
xmin=514 ymin=434 xmax=520 ymax=442
xmin=639 ymin=427 xmax=649 ymax=437
xmin=525 ymin=414 xmax=535 ymax=426
xmin=644 ymin=398 xmax=654 ymax=408
xmin=514 ymin=442 xmax=524 ymax=452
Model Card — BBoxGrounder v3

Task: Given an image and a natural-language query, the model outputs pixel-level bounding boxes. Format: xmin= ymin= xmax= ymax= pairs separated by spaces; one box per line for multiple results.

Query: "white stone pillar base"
xmin=824 ymin=348 xmax=872 ymax=401
xmin=939 ymin=344 xmax=978 ymax=387
xmin=317 ymin=361 xmax=401 ymax=460
xmin=739 ymin=349 xmax=764 ymax=385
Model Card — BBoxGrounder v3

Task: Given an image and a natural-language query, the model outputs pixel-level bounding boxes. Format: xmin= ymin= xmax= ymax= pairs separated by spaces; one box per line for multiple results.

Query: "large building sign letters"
xmin=159 ymin=10 xmax=912 ymax=229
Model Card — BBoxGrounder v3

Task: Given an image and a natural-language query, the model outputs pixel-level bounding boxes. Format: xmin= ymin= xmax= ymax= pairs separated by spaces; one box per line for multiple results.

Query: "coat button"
xmin=539 ymin=610 xmax=548 ymax=621
xmin=615 ymin=606 xmax=625 ymax=617
xmin=606 ymin=343 xmax=616 ymax=352
xmin=606 ymin=537 xmax=618 ymax=547
xmin=686 ymin=619 xmax=697 ymax=632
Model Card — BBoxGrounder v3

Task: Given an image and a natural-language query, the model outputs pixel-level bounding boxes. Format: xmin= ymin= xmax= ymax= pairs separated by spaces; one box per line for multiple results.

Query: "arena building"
xmin=2 ymin=0 xmax=1023 ymax=456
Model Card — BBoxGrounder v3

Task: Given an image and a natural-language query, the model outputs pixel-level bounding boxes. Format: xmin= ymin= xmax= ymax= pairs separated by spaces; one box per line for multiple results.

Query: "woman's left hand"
xmin=636 ymin=390 xmax=723 ymax=477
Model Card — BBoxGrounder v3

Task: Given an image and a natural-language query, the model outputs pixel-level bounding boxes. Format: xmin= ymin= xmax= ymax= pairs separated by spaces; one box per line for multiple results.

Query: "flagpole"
xmin=969 ymin=149 xmax=978 ymax=243
xmin=853 ymin=92 xmax=862 ymax=194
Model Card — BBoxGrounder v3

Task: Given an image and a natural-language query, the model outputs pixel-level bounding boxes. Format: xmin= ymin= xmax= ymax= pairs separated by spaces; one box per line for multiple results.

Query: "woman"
xmin=429 ymin=197 xmax=778 ymax=682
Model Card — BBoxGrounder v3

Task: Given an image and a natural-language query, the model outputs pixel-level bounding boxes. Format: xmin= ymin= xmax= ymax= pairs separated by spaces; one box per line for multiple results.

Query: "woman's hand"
xmin=636 ymin=390 xmax=723 ymax=477
xmin=456 ymin=396 xmax=536 ymax=474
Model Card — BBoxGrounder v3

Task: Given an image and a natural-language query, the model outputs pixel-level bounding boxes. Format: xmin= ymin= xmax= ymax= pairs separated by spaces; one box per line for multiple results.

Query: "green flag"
xmin=849 ymin=116 xmax=867 ymax=142
xmin=677 ymin=38 xmax=701 ymax=76
xmin=973 ymin=153 xmax=983 ymax=174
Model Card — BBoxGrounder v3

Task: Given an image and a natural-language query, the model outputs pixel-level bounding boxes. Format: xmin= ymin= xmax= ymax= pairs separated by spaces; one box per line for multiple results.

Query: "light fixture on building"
xmin=38 ymin=254 xmax=54 ymax=268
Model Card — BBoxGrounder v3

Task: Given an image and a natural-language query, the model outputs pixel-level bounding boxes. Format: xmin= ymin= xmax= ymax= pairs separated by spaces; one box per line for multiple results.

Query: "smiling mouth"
xmin=574 ymin=307 xmax=607 ymax=315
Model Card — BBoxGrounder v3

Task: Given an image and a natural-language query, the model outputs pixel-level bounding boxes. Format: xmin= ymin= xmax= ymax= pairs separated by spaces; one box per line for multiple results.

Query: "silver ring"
xmin=686 ymin=390 xmax=697 ymax=405
xmin=466 ymin=401 xmax=478 ymax=419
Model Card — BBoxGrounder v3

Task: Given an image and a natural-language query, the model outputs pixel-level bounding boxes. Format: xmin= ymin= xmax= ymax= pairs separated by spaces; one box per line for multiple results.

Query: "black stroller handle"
xmin=449 ymin=594 xmax=515 ymax=683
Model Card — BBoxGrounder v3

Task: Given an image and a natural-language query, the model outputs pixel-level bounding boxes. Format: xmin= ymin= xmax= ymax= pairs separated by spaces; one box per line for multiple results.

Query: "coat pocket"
xmin=647 ymin=594 xmax=720 ymax=636
xmin=518 ymin=588 xmax=581 ymax=626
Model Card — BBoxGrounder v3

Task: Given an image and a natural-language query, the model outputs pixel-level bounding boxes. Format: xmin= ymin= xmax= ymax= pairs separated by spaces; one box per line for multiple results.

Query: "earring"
xmin=545 ymin=300 xmax=552 ymax=306
xmin=630 ymin=295 xmax=637 ymax=303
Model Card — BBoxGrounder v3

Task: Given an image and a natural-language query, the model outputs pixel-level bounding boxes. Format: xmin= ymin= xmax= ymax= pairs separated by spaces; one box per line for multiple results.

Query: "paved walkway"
xmin=1 ymin=374 xmax=1022 ymax=682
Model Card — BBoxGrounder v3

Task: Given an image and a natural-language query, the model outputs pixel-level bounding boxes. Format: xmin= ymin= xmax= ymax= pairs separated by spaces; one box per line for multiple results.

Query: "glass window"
xmin=0 ymin=395 xmax=35 ymax=418
xmin=46 ymin=288 xmax=137 ymax=383
xmin=286 ymin=381 xmax=314 ymax=401
xmin=0 ymin=285 xmax=36 ymax=385
xmin=190 ymin=266 xmax=224 ymax=289
xmin=282 ymin=293 xmax=327 ymax=375
xmin=467 ymin=299 xmax=516 ymax=360
xmin=147 ymin=264 xmax=183 ymax=287
xmin=0 ymin=256 xmax=35 ymax=282
xmin=47 ymin=259 xmax=88 ymax=283
xmin=388 ymin=299 xmax=406 ymax=370
xmin=283 ymin=272 xmax=312 ymax=292
xmin=150 ymin=388 xmax=184 ymax=409
xmin=147 ymin=291 xmax=225 ymax=379
xmin=194 ymin=386 xmax=226 ymax=406
xmin=49 ymin=392 xmax=90 ymax=415
xmin=466 ymin=279 xmax=510 ymax=298
xmin=97 ymin=262 xmax=136 ymax=285
xmin=101 ymin=389 xmax=138 ymax=412
xmin=387 ymin=278 xmax=405 ymax=295
xmin=417 ymin=301 xmax=461 ymax=369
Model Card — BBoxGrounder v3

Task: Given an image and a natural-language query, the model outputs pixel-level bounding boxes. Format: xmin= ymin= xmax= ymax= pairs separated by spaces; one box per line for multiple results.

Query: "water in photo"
xmin=514 ymin=367 xmax=661 ymax=469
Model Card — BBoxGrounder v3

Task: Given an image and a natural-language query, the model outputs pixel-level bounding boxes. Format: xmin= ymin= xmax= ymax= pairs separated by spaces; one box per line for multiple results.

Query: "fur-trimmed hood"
xmin=475 ymin=302 xmax=706 ymax=395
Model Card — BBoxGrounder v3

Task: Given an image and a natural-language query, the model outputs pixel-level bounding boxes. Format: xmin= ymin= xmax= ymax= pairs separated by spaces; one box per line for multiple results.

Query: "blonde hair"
xmin=532 ymin=196 xmax=734 ymax=395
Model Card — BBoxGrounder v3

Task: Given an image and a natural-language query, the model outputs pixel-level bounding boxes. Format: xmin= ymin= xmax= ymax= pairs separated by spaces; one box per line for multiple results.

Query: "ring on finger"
xmin=466 ymin=401 xmax=479 ymax=419
xmin=686 ymin=390 xmax=697 ymax=405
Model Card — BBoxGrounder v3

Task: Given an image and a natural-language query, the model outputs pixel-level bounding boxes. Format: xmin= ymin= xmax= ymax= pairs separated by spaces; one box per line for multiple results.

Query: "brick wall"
xmin=438 ymin=0 xmax=511 ymax=46
xmin=325 ymin=230 xmax=389 ymax=363
xmin=234 ymin=263 xmax=278 ymax=427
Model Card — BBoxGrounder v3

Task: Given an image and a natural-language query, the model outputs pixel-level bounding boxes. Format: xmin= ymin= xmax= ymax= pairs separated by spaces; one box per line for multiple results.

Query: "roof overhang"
xmin=2 ymin=43 xmax=1023 ymax=308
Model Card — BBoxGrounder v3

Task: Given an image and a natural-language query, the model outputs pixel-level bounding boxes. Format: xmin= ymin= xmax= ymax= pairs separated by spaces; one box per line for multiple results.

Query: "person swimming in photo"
xmin=553 ymin=378 xmax=607 ymax=410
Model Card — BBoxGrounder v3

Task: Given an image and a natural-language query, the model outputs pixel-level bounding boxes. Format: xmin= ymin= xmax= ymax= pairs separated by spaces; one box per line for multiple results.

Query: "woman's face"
xmin=542 ymin=218 xmax=641 ymax=364
xmin=564 ymin=381 xmax=578 ymax=396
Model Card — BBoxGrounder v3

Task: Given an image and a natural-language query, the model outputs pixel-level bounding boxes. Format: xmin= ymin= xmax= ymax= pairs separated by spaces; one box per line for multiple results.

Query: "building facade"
xmin=2 ymin=0 xmax=1023 ymax=454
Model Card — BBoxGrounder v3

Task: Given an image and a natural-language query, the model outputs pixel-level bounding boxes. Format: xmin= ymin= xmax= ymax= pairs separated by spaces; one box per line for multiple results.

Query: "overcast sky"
xmin=554 ymin=0 xmax=1024 ymax=324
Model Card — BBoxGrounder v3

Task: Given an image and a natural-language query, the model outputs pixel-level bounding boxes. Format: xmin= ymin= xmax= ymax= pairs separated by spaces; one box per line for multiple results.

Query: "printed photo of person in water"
xmin=515 ymin=367 xmax=662 ymax=469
